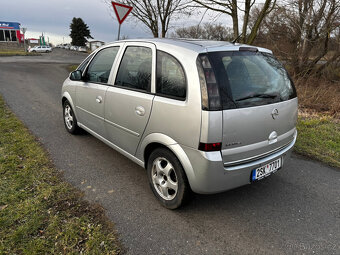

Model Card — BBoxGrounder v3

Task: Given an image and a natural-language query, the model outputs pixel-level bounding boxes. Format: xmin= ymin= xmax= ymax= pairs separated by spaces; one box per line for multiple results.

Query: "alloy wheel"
xmin=64 ymin=104 xmax=74 ymax=130
xmin=151 ymin=157 xmax=178 ymax=200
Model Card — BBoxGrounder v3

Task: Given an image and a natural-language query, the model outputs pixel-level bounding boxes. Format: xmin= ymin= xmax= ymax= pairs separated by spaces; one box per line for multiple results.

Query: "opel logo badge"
xmin=271 ymin=108 xmax=279 ymax=119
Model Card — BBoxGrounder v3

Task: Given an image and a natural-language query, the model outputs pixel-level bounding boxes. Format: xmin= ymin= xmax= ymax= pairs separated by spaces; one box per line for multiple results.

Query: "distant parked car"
xmin=78 ymin=46 xmax=87 ymax=52
xmin=29 ymin=45 xmax=52 ymax=53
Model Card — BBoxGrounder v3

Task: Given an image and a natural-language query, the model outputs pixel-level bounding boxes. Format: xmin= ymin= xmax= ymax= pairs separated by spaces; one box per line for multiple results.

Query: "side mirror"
xmin=70 ymin=70 xmax=82 ymax=81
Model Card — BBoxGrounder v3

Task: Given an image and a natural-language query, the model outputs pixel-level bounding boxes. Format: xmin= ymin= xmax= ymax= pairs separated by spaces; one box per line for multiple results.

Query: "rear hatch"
xmin=198 ymin=48 xmax=297 ymax=166
xmin=221 ymin=99 xmax=297 ymax=166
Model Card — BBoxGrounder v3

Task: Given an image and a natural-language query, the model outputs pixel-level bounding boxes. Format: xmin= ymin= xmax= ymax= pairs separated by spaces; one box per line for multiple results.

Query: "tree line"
xmin=105 ymin=0 xmax=339 ymax=79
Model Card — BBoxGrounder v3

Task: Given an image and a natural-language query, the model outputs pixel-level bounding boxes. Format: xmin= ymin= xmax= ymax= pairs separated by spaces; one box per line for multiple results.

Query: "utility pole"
xmin=21 ymin=27 xmax=27 ymax=52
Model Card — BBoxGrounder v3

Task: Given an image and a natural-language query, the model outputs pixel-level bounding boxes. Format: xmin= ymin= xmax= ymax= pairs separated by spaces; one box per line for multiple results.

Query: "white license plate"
xmin=251 ymin=158 xmax=282 ymax=181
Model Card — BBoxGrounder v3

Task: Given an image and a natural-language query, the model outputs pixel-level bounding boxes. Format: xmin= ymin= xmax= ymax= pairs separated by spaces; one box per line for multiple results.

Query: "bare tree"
xmin=253 ymin=0 xmax=340 ymax=77
xmin=106 ymin=0 xmax=190 ymax=38
xmin=191 ymin=0 xmax=276 ymax=44
xmin=172 ymin=23 xmax=234 ymax=41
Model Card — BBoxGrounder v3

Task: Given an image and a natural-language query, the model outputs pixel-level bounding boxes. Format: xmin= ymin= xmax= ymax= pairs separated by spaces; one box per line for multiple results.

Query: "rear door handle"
xmin=96 ymin=96 xmax=102 ymax=103
xmin=135 ymin=106 xmax=145 ymax=116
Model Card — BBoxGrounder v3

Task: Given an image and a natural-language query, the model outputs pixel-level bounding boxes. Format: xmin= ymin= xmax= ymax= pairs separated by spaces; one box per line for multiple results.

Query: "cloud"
xmin=1 ymin=0 xmax=233 ymax=44
xmin=1 ymin=0 xmax=150 ymax=44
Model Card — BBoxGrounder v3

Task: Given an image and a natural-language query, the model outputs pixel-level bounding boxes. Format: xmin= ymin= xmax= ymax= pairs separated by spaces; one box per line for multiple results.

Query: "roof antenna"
xmin=232 ymin=33 xmax=243 ymax=44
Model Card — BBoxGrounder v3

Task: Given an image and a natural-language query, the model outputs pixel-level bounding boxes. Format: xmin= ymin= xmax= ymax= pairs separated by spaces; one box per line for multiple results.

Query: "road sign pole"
xmin=118 ymin=23 xmax=121 ymax=40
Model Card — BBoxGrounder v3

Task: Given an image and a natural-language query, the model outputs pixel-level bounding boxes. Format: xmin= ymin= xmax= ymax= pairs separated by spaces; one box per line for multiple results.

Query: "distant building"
xmin=28 ymin=38 xmax=39 ymax=44
xmin=27 ymin=38 xmax=39 ymax=47
xmin=0 ymin=21 xmax=24 ymax=43
xmin=86 ymin=40 xmax=105 ymax=51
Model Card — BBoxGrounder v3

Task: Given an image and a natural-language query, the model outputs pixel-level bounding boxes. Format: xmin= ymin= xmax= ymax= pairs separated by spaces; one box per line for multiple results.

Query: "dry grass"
xmin=0 ymin=49 xmax=40 ymax=56
xmin=293 ymin=77 xmax=340 ymax=168
xmin=67 ymin=64 xmax=78 ymax=73
xmin=294 ymin=77 xmax=340 ymax=119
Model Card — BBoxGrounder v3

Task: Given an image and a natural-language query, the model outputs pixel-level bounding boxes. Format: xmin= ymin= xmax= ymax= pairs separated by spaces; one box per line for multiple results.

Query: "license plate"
xmin=251 ymin=158 xmax=282 ymax=181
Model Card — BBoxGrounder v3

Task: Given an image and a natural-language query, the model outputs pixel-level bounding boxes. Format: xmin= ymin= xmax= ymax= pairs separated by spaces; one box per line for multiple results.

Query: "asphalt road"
xmin=0 ymin=49 xmax=339 ymax=255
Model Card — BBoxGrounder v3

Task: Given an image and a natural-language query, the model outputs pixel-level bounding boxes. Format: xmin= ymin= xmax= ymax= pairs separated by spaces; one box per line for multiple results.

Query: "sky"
xmin=1 ymin=0 xmax=233 ymax=45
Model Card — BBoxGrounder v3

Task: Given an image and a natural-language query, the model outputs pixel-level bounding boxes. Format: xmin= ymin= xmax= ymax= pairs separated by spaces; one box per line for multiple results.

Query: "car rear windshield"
xmin=207 ymin=51 xmax=297 ymax=109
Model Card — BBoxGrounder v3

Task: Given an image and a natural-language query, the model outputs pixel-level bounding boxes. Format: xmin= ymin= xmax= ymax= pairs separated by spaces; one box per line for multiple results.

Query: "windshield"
xmin=207 ymin=51 xmax=297 ymax=109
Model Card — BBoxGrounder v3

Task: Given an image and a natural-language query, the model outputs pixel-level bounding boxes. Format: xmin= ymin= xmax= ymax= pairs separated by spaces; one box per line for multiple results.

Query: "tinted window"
xmin=86 ymin=47 xmax=119 ymax=84
xmin=208 ymin=51 xmax=296 ymax=109
xmin=10 ymin=31 xmax=17 ymax=41
xmin=156 ymin=51 xmax=186 ymax=99
xmin=115 ymin=46 xmax=152 ymax=91
xmin=4 ymin=30 xmax=10 ymax=41
xmin=0 ymin=30 xmax=4 ymax=41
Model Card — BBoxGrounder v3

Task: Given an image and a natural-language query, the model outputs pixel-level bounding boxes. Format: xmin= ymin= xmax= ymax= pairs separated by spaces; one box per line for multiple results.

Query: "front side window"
xmin=85 ymin=47 xmax=119 ymax=84
xmin=77 ymin=53 xmax=94 ymax=73
xmin=115 ymin=46 xmax=152 ymax=92
xmin=207 ymin=51 xmax=296 ymax=109
xmin=156 ymin=51 xmax=186 ymax=99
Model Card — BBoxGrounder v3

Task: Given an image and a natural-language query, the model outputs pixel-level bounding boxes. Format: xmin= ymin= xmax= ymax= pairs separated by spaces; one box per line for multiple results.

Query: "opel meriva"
xmin=62 ymin=39 xmax=298 ymax=209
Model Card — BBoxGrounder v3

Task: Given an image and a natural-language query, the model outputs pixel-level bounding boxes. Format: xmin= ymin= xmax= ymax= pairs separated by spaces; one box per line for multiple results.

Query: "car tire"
xmin=147 ymin=148 xmax=192 ymax=209
xmin=63 ymin=100 xmax=81 ymax=134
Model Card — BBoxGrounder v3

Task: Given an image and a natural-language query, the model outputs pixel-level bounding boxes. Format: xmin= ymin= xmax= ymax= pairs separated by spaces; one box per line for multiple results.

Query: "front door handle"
xmin=96 ymin=96 xmax=102 ymax=103
xmin=135 ymin=106 xmax=145 ymax=116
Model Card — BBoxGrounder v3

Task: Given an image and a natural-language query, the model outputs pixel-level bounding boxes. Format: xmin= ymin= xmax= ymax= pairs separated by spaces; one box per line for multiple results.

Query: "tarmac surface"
xmin=0 ymin=48 xmax=339 ymax=254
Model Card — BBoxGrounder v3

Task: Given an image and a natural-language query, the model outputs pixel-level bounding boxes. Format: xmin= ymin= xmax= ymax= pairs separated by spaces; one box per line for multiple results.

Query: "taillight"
xmin=196 ymin=54 xmax=221 ymax=111
xmin=198 ymin=142 xmax=222 ymax=152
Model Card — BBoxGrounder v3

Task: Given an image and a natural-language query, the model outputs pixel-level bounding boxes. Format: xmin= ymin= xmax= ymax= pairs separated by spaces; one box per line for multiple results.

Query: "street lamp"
xmin=21 ymin=27 xmax=27 ymax=52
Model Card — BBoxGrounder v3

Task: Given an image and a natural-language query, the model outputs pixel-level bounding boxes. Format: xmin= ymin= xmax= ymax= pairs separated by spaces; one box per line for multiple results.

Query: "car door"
xmin=75 ymin=46 xmax=120 ymax=137
xmin=104 ymin=42 xmax=155 ymax=155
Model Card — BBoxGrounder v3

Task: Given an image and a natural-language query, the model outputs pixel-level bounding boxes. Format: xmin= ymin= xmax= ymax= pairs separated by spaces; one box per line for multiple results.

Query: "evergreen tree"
xmin=69 ymin=18 xmax=93 ymax=46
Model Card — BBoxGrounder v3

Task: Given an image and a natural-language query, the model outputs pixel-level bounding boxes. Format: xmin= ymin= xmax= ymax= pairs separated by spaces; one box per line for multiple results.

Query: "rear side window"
xmin=156 ymin=51 xmax=186 ymax=99
xmin=115 ymin=46 xmax=152 ymax=92
xmin=85 ymin=47 xmax=119 ymax=84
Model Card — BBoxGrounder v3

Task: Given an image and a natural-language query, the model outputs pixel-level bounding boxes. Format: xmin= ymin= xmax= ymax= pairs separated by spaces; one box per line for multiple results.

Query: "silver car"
xmin=62 ymin=39 xmax=297 ymax=209
xmin=29 ymin=45 xmax=52 ymax=53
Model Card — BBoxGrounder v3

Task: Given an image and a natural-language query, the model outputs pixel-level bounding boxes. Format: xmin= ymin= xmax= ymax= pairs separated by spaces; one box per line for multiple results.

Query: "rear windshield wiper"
xmin=235 ymin=93 xmax=279 ymax=102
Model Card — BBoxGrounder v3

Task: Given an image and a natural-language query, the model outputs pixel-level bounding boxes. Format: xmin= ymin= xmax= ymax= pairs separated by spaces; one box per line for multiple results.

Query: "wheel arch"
xmin=62 ymin=92 xmax=78 ymax=119
xmin=138 ymin=133 xmax=196 ymax=188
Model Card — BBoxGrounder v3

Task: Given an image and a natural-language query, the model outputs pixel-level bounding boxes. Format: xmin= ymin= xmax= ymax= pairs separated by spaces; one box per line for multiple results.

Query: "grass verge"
xmin=294 ymin=115 xmax=340 ymax=168
xmin=0 ymin=96 xmax=122 ymax=254
xmin=0 ymin=49 xmax=40 ymax=56
xmin=67 ymin=64 xmax=78 ymax=73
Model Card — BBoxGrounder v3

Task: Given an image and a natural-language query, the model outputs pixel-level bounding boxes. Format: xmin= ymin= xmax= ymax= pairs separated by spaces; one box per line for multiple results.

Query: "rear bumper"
xmin=182 ymin=131 xmax=297 ymax=194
